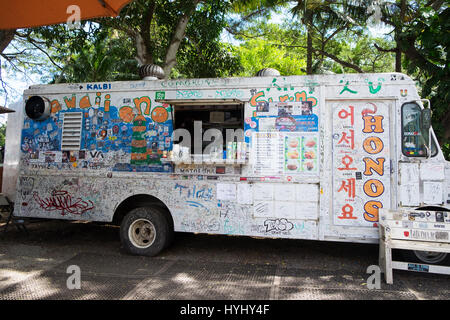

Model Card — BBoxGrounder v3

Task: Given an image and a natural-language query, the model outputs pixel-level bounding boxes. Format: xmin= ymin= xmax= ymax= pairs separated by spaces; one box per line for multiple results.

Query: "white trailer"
xmin=7 ymin=71 xmax=450 ymax=261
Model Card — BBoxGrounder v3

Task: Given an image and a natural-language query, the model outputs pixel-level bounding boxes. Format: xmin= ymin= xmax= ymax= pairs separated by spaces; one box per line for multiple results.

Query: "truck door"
xmin=330 ymin=100 xmax=393 ymax=233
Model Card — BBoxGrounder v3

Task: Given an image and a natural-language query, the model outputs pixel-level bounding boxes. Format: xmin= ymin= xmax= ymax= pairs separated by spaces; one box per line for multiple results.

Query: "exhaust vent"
xmin=138 ymin=64 xmax=165 ymax=80
xmin=61 ymin=112 xmax=83 ymax=151
xmin=256 ymin=68 xmax=280 ymax=77
xmin=25 ymin=96 xmax=51 ymax=120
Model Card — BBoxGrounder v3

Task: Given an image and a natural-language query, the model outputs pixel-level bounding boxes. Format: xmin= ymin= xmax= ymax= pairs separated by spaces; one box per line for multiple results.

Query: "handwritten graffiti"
xmin=219 ymin=203 xmax=248 ymax=219
xmin=176 ymin=90 xmax=203 ymax=99
xmin=215 ymin=89 xmax=243 ymax=99
xmin=174 ymin=183 xmax=213 ymax=201
xmin=19 ymin=177 xmax=35 ymax=200
xmin=160 ymin=78 xmax=234 ymax=88
xmin=186 ymin=200 xmax=211 ymax=215
xmin=264 ymin=218 xmax=294 ymax=233
xmin=224 ymin=218 xmax=244 ymax=235
xmin=181 ymin=217 xmax=219 ymax=232
xmin=33 ymin=190 xmax=94 ymax=216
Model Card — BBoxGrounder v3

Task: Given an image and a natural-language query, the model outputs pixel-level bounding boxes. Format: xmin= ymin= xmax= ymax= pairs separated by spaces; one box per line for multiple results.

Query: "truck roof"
xmin=24 ymin=72 xmax=414 ymax=95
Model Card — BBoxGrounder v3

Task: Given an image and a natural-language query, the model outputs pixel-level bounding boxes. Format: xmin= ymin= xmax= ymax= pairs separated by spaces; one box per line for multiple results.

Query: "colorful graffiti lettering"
xmin=266 ymin=77 xmax=294 ymax=92
xmin=119 ymin=96 xmax=151 ymax=123
xmin=362 ymin=112 xmax=385 ymax=222
xmin=366 ymin=78 xmax=384 ymax=94
xmin=151 ymin=107 xmax=169 ymax=123
xmin=339 ymin=80 xmax=358 ymax=95
xmin=250 ymin=90 xmax=318 ymax=108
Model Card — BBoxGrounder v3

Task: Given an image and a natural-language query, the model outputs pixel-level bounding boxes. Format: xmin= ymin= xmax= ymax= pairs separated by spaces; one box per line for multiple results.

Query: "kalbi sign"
xmin=332 ymin=101 xmax=390 ymax=227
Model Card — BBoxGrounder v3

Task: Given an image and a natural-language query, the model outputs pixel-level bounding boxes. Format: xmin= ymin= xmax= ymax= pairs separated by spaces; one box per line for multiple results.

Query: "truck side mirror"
xmin=421 ymin=108 xmax=432 ymax=130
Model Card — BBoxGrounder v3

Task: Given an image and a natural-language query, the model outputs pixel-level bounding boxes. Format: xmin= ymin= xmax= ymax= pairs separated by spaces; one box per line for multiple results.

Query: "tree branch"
xmin=163 ymin=0 xmax=202 ymax=78
xmin=313 ymin=48 xmax=364 ymax=73
xmin=399 ymin=34 xmax=442 ymax=74
xmin=272 ymin=42 xmax=364 ymax=73
xmin=373 ymin=43 xmax=396 ymax=53
xmin=27 ymin=37 xmax=63 ymax=70
xmin=140 ymin=0 xmax=156 ymax=64
xmin=224 ymin=26 xmax=268 ymax=39
xmin=0 ymin=29 xmax=15 ymax=54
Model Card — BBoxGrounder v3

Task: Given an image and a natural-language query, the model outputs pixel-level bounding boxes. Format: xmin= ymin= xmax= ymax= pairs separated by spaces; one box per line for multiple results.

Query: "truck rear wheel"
xmin=120 ymin=206 xmax=172 ymax=256
xmin=402 ymin=250 xmax=449 ymax=265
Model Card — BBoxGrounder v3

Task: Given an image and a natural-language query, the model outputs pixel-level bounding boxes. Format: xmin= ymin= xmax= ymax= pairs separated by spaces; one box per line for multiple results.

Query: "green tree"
xmin=396 ymin=3 xmax=449 ymax=156
xmin=291 ymin=0 xmax=369 ymax=74
xmin=327 ymin=35 xmax=396 ymax=74
xmin=96 ymin=0 xmax=241 ymax=79
xmin=1 ymin=0 xmax=244 ymax=89
xmin=51 ymin=29 xmax=139 ymax=83
xmin=0 ymin=123 xmax=5 ymax=147
xmin=235 ymin=36 xmax=307 ymax=76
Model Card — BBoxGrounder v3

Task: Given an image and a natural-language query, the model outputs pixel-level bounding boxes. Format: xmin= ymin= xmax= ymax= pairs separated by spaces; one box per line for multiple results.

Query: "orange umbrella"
xmin=0 ymin=0 xmax=133 ymax=30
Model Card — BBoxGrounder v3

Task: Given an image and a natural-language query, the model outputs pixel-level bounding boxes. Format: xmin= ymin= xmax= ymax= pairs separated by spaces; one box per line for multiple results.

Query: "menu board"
xmin=251 ymin=132 xmax=284 ymax=175
xmin=251 ymin=132 xmax=319 ymax=175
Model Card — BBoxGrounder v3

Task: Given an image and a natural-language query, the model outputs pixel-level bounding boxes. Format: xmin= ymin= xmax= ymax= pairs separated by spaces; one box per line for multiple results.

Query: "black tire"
xmin=120 ymin=206 xmax=172 ymax=256
xmin=401 ymin=250 xmax=450 ymax=266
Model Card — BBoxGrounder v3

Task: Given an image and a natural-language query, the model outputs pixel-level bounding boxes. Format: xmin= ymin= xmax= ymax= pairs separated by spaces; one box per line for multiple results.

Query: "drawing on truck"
xmin=4 ymin=68 xmax=450 ymax=263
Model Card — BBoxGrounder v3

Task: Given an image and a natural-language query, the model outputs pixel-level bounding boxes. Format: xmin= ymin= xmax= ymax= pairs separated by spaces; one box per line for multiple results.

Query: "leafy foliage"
xmin=50 ymin=29 xmax=139 ymax=83
xmin=394 ymin=3 xmax=449 ymax=154
xmin=0 ymin=123 xmax=5 ymax=147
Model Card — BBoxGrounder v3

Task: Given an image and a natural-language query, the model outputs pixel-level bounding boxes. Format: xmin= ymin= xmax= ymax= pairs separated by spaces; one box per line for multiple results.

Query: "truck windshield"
xmin=401 ymin=102 xmax=437 ymax=157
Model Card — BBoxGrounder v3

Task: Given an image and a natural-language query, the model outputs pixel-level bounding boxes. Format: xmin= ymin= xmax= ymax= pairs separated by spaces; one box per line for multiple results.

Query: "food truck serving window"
xmin=172 ymin=102 xmax=244 ymax=154
xmin=401 ymin=102 xmax=437 ymax=157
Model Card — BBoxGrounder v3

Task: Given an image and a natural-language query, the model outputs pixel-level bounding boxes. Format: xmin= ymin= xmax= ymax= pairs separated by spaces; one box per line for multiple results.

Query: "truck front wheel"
xmin=120 ymin=206 xmax=172 ymax=256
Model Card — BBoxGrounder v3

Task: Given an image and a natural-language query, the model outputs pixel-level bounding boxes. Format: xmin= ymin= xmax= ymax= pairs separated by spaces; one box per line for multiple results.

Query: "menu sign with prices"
xmin=251 ymin=132 xmax=319 ymax=176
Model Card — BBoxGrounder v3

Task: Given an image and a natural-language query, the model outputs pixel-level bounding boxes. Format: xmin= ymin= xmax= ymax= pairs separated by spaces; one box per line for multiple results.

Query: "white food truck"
xmin=5 ymin=68 xmax=450 ymax=262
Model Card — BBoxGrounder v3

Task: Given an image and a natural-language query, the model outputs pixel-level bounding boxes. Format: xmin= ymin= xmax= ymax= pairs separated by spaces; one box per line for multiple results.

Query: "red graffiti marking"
xmin=33 ymin=190 xmax=94 ymax=216
xmin=361 ymin=102 xmax=377 ymax=117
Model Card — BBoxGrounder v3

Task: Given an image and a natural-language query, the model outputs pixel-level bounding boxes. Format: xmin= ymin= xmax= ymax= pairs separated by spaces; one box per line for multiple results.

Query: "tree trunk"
xmin=305 ymin=9 xmax=313 ymax=75
xmin=0 ymin=29 xmax=15 ymax=54
xmin=135 ymin=32 xmax=153 ymax=66
xmin=306 ymin=27 xmax=312 ymax=74
xmin=395 ymin=0 xmax=407 ymax=72
xmin=163 ymin=0 xmax=201 ymax=78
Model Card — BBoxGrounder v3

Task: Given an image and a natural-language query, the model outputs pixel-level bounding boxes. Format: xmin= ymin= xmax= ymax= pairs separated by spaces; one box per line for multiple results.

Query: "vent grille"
xmin=61 ymin=112 xmax=83 ymax=150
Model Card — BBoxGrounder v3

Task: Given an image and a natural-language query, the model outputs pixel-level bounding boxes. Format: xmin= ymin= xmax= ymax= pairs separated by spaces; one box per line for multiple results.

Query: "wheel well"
xmin=113 ymin=194 xmax=174 ymax=229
